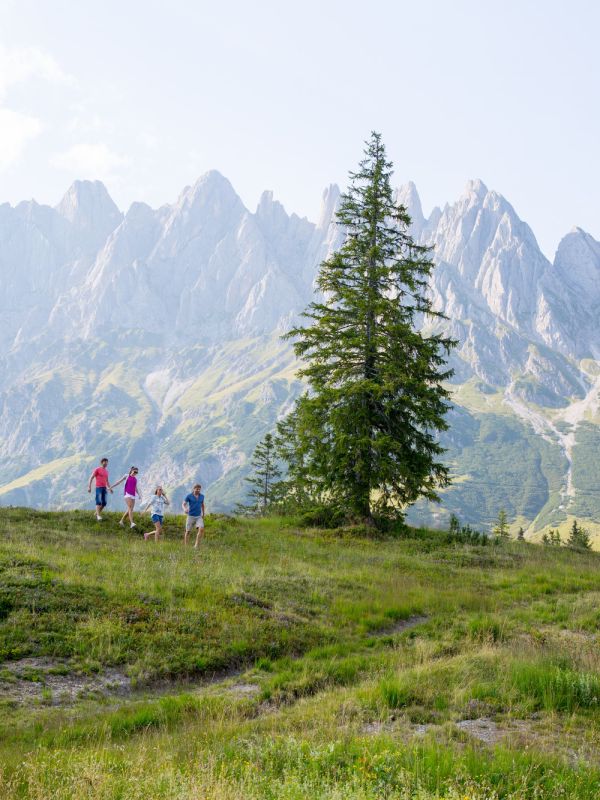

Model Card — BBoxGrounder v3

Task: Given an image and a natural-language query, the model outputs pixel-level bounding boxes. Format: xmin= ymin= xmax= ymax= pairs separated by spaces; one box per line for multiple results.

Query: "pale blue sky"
xmin=0 ymin=0 xmax=597 ymax=258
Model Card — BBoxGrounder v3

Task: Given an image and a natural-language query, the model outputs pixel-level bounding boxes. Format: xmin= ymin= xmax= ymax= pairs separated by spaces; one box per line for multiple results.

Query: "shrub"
xmin=298 ymin=506 xmax=348 ymax=528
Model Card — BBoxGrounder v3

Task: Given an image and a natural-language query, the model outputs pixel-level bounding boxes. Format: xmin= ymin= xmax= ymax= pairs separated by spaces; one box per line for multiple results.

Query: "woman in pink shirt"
xmin=111 ymin=466 xmax=142 ymax=529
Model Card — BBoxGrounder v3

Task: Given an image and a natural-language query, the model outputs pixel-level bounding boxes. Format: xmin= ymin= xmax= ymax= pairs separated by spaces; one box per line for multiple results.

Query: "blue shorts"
xmin=95 ymin=487 xmax=107 ymax=508
xmin=151 ymin=514 xmax=163 ymax=524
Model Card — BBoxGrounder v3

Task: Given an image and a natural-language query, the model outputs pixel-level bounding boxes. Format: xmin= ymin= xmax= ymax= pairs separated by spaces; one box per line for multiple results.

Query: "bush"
xmin=298 ymin=506 xmax=348 ymax=529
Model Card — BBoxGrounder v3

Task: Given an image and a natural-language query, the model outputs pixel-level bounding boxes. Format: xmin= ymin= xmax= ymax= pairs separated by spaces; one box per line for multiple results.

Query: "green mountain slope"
xmin=4 ymin=339 xmax=600 ymax=546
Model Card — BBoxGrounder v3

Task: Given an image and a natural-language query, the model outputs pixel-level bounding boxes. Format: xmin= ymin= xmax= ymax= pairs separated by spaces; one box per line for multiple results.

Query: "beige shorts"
xmin=186 ymin=515 xmax=204 ymax=531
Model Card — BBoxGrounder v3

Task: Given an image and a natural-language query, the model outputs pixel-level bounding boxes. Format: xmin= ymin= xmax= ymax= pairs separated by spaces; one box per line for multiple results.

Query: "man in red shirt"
xmin=87 ymin=458 xmax=113 ymax=521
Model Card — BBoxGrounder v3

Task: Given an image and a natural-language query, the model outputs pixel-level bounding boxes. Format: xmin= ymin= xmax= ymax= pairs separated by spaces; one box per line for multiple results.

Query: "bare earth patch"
xmin=0 ymin=658 xmax=131 ymax=705
xmin=456 ymin=716 xmax=533 ymax=745
xmin=361 ymin=716 xmax=533 ymax=744
xmin=372 ymin=615 xmax=429 ymax=637
xmin=224 ymin=682 xmax=261 ymax=698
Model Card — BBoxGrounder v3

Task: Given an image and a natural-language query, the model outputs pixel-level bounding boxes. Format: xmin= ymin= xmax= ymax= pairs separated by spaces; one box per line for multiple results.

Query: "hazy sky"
xmin=0 ymin=0 xmax=597 ymax=258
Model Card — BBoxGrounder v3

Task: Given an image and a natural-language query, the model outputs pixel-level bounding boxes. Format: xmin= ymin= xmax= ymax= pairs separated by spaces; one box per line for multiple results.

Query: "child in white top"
xmin=142 ymin=486 xmax=170 ymax=542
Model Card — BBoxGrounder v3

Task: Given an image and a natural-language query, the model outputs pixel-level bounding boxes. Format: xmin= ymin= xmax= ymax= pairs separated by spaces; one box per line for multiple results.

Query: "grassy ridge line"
xmin=2 ymin=510 xmax=600 ymax=797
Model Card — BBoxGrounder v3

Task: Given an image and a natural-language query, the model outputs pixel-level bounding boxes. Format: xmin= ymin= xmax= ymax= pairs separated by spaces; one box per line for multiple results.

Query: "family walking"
xmin=87 ymin=458 xmax=205 ymax=547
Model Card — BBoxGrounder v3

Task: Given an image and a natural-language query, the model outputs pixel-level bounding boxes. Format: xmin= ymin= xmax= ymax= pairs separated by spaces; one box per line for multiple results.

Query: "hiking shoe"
xmin=96 ymin=515 xmax=103 ymax=521
xmin=119 ymin=520 xmax=125 ymax=527
xmin=130 ymin=523 xmax=136 ymax=529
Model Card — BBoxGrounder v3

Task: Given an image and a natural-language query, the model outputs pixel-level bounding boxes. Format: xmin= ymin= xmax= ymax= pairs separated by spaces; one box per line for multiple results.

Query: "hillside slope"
xmin=1 ymin=511 xmax=600 ymax=798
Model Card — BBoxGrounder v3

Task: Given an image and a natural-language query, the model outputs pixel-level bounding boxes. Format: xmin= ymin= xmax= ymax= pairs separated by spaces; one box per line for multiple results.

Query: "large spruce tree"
xmin=285 ymin=133 xmax=455 ymax=523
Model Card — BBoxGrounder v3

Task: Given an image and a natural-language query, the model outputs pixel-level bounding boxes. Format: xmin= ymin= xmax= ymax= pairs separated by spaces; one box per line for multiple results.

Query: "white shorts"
xmin=186 ymin=515 xmax=204 ymax=531
xmin=124 ymin=493 xmax=136 ymax=500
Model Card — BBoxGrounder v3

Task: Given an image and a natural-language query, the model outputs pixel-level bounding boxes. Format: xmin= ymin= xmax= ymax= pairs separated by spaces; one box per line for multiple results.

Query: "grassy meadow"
xmin=1 ymin=508 xmax=600 ymax=798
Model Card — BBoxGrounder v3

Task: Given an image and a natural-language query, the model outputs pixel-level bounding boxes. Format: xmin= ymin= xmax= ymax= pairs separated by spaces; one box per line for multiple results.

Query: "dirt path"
xmin=0 ymin=615 xmax=430 ymax=707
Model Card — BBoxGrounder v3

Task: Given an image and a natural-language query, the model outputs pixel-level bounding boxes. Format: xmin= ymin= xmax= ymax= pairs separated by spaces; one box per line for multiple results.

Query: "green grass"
xmin=1 ymin=509 xmax=600 ymax=797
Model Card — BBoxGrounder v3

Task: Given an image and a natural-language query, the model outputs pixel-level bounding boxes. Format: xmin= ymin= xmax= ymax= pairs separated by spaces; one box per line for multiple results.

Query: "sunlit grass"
xmin=2 ymin=509 xmax=600 ymax=797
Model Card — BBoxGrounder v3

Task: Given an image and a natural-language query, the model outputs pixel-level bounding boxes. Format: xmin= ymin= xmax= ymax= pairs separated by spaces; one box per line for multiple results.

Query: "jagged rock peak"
xmin=254 ymin=190 xmax=295 ymax=235
xmin=183 ymin=170 xmax=239 ymax=203
xmin=168 ymin=171 xmax=245 ymax=228
xmin=317 ymin=184 xmax=340 ymax=229
xmin=554 ymin=226 xmax=600 ymax=277
xmin=54 ymin=180 xmax=123 ymax=253
xmin=256 ymin=189 xmax=284 ymax=214
xmin=454 ymin=180 xmax=532 ymax=237
xmin=56 ymin=179 xmax=121 ymax=225
xmin=397 ymin=181 xmax=425 ymax=228
xmin=125 ymin=200 xmax=155 ymax=220
xmin=463 ymin=178 xmax=488 ymax=200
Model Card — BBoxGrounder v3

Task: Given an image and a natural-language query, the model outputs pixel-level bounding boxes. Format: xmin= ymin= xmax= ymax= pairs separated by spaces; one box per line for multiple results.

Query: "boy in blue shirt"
xmin=182 ymin=483 xmax=205 ymax=548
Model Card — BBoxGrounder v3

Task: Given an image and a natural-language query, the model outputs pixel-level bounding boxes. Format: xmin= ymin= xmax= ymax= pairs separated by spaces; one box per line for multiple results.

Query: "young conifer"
xmin=493 ymin=508 xmax=510 ymax=540
xmin=566 ymin=520 xmax=592 ymax=551
xmin=285 ymin=133 xmax=455 ymax=523
xmin=238 ymin=433 xmax=281 ymax=515
xmin=273 ymin=411 xmax=318 ymax=511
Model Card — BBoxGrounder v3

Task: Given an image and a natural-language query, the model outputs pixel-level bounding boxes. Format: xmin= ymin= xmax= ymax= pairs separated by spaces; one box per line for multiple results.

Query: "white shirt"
xmin=150 ymin=495 xmax=167 ymax=515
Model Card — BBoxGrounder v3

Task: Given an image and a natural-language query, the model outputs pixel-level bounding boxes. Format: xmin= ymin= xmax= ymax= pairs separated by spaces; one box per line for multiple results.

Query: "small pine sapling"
xmin=566 ymin=519 xmax=592 ymax=551
xmin=449 ymin=513 xmax=460 ymax=535
xmin=237 ymin=433 xmax=282 ymax=516
xmin=493 ymin=508 xmax=510 ymax=540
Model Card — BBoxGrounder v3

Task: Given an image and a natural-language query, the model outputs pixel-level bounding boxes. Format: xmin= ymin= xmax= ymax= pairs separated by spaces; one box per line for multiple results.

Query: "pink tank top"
xmin=124 ymin=475 xmax=137 ymax=495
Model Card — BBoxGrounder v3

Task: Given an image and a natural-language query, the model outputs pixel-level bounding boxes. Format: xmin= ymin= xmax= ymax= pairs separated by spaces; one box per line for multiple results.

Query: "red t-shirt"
xmin=93 ymin=467 xmax=109 ymax=488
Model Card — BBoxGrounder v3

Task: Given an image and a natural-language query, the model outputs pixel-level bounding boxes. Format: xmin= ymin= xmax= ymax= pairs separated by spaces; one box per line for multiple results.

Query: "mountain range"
xmin=1 ymin=172 xmax=600 ymax=542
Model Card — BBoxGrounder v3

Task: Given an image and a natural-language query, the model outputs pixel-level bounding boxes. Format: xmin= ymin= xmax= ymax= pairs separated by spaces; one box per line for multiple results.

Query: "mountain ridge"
xmin=1 ymin=172 xmax=600 ymax=540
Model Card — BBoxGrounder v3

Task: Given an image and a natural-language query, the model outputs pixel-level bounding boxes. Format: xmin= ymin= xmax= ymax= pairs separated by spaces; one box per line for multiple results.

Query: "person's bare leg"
xmin=144 ymin=522 xmax=161 ymax=541
xmin=121 ymin=498 xmax=134 ymax=526
xmin=193 ymin=525 xmax=204 ymax=549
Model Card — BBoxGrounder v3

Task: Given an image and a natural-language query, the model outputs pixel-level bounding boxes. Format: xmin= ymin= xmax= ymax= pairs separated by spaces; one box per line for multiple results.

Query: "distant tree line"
xmin=541 ymin=519 xmax=592 ymax=551
xmin=447 ymin=510 xmax=594 ymax=551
